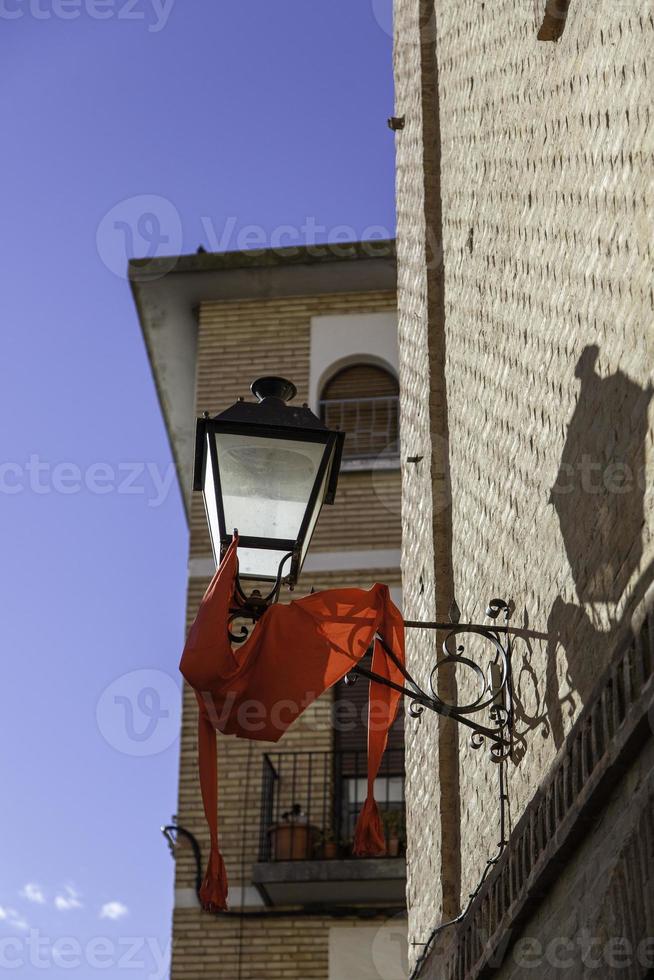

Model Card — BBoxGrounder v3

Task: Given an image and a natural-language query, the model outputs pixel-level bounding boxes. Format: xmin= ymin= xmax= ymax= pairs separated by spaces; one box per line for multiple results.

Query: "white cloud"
xmin=54 ymin=885 xmax=82 ymax=912
xmin=99 ymin=901 xmax=128 ymax=921
xmin=0 ymin=906 xmax=29 ymax=932
xmin=20 ymin=883 xmax=45 ymax=905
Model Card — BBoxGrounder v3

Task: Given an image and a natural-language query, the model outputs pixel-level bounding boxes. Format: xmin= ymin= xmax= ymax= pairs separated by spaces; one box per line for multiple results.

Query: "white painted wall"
xmin=328 ymin=924 xmax=408 ymax=980
xmin=309 ymin=312 xmax=399 ymax=413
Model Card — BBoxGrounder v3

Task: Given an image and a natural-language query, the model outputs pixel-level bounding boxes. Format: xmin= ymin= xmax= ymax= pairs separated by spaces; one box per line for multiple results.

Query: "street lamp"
xmin=194 ymin=376 xmax=344 ymax=589
xmin=188 ymin=379 xmax=548 ymax=939
xmin=192 ymin=374 xmax=527 ymax=758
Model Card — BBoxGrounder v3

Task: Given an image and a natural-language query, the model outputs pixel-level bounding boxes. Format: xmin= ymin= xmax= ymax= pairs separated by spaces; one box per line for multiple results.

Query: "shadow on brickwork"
xmin=537 ymin=0 xmax=571 ymax=42
xmin=544 ymin=345 xmax=653 ymax=748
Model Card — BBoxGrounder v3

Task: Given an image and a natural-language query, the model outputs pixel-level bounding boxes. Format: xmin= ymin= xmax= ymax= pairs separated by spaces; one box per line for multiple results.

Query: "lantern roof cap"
xmin=209 ymin=379 xmax=329 ymax=432
xmin=250 ymin=377 xmax=297 ymax=403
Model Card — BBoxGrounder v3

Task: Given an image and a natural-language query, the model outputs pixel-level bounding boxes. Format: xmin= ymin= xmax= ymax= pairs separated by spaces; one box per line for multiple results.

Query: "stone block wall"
xmin=393 ymin=0 xmax=653 ymax=968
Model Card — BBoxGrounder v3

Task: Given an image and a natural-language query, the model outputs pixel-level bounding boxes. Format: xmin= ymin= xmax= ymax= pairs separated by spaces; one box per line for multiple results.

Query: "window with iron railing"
xmin=258 ymin=749 xmax=405 ymax=862
xmin=319 ymin=364 xmax=399 ymax=463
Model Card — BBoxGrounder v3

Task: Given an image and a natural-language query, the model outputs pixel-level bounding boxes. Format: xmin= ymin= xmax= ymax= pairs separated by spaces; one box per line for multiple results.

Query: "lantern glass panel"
xmin=213 ymin=431 xmax=326 ymax=542
xmin=203 ymin=433 xmax=222 ymax=555
xmin=300 ymin=455 xmax=331 ymax=564
xmin=236 ymin=547 xmax=294 ymax=580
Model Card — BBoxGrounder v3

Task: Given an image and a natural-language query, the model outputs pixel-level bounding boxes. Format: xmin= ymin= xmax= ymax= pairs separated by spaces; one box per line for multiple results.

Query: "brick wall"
xmin=492 ymin=709 xmax=654 ymax=979
xmin=421 ymin=737 xmax=654 ymax=979
xmin=172 ymin=288 xmax=404 ymax=979
xmin=394 ymin=0 xmax=462 ymax=943
xmin=393 ymin=0 xmax=653 ymax=969
xmin=190 ymin=293 xmax=400 ymax=559
xmin=171 ymin=913 xmax=331 ymax=979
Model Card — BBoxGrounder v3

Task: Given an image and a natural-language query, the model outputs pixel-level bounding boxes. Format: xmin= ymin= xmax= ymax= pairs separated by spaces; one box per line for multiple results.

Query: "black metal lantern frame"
xmin=194 ymin=377 xmax=345 ymax=588
xmin=192 ymin=378 xmax=523 ymax=760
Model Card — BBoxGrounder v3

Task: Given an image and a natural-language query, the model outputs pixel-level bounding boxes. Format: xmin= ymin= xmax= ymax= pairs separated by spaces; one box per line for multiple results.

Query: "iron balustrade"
xmin=319 ymin=395 xmax=399 ymax=461
xmin=258 ymin=749 xmax=405 ymax=863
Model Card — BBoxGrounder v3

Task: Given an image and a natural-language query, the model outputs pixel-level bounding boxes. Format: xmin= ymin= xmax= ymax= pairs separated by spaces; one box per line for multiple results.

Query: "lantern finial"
xmin=250 ymin=377 xmax=297 ymax=403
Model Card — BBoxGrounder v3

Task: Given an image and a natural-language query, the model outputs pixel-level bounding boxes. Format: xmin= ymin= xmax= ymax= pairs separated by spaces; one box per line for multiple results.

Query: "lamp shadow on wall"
xmin=537 ymin=0 xmax=572 ymax=42
xmin=542 ymin=345 xmax=653 ymax=749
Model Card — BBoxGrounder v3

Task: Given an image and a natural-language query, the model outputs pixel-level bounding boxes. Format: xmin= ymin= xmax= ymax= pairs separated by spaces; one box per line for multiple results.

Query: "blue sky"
xmin=0 ymin=2 xmax=395 ymax=976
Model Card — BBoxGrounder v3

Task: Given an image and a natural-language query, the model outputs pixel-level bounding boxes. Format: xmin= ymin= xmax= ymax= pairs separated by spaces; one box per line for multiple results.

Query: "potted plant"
xmin=268 ymin=805 xmax=316 ymax=861
xmin=320 ymin=828 xmax=338 ymax=860
xmin=382 ymin=810 xmax=403 ymax=857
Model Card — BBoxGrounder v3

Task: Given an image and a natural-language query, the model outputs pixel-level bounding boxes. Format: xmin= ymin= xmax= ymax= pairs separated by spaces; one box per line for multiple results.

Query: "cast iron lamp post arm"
xmin=229 ymin=570 xmax=516 ymax=757
xmin=344 ymin=599 xmax=515 ymax=758
xmin=349 ymin=657 xmax=508 ymax=747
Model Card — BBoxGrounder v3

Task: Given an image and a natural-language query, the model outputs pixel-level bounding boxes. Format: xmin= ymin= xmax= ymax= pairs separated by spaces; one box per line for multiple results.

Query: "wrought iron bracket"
xmin=161 ymin=817 xmax=203 ymax=898
xmin=346 ymin=598 xmax=514 ymax=760
xmin=228 ymin=563 xmax=515 ymax=758
xmin=227 ymin=550 xmax=294 ymax=643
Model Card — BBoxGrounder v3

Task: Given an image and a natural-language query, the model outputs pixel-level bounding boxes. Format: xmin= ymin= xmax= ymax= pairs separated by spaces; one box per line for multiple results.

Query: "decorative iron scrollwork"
xmin=223 ymin=557 xmax=515 ymax=758
xmin=353 ymin=598 xmax=514 ymax=759
xmin=227 ymin=551 xmax=293 ymax=643
xmin=409 ymin=701 xmax=426 ymax=721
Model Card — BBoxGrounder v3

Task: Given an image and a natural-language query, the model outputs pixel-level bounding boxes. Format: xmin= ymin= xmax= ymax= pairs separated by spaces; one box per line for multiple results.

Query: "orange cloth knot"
xmin=180 ymin=535 xmax=405 ymax=910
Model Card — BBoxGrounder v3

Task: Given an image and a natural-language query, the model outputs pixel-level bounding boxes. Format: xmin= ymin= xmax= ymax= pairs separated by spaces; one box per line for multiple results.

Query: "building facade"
xmin=391 ymin=1 xmax=653 ymax=976
xmin=132 ymin=242 xmax=410 ymax=979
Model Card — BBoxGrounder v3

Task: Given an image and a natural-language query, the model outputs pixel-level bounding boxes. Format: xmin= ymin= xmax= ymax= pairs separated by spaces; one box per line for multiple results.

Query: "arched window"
xmin=319 ymin=364 xmax=399 ymax=462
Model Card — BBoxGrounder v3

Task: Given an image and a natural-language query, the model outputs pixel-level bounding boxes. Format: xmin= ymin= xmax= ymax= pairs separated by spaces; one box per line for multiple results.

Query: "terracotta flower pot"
xmin=387 ymin=836 xmax=400 ymax=857
xmin=322 ymin=841 xmax=338 ymax=860
xmin=268 ymin=823 xmax=315 ymax=860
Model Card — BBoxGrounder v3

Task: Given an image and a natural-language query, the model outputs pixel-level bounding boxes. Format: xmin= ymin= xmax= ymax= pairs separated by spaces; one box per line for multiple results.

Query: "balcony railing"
xmin=258 ymin=749 xmax=405 ymax=863
xmin=319 ymin=396 xmax=399 ymax=461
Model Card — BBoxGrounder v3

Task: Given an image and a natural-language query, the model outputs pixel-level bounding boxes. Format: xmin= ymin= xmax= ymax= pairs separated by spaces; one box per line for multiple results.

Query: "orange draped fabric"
xmin=180 ymin=535 xmax=405 ymax=912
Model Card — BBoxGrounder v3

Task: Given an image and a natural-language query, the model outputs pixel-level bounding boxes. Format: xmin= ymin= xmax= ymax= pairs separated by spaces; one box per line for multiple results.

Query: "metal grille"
xmin=258 ymin=749 xmax=405 ymax=862
xmin=425 ymin=602 xmax=654 ymax=980
xmin=320 ymin=396 xmax=400 ymax=461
